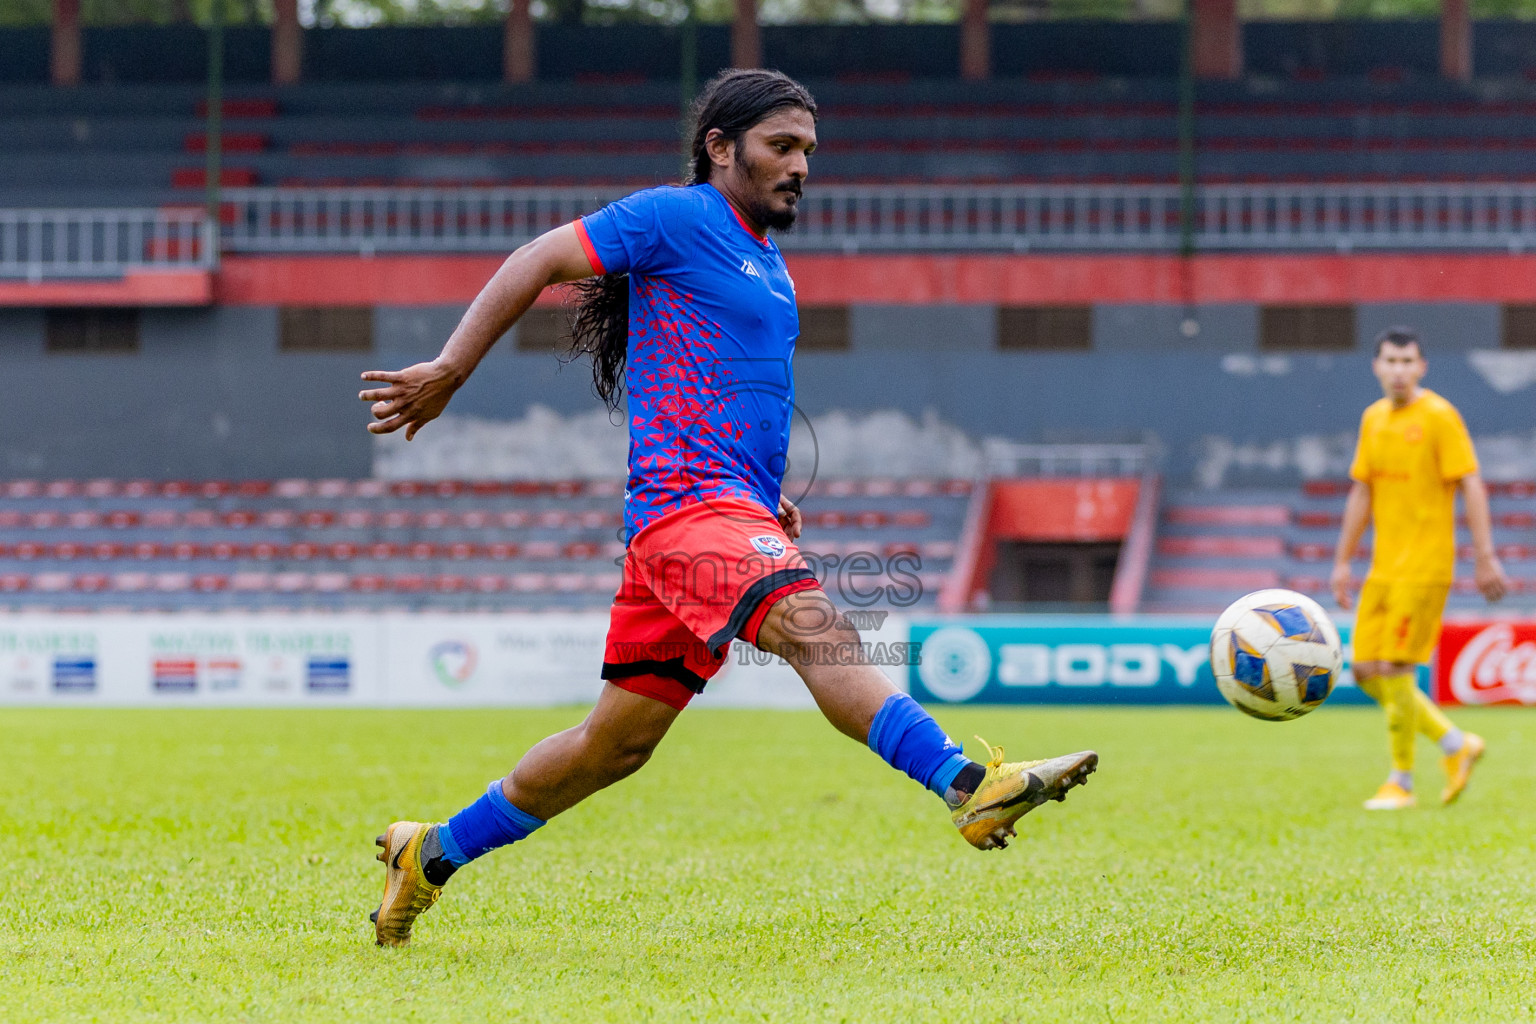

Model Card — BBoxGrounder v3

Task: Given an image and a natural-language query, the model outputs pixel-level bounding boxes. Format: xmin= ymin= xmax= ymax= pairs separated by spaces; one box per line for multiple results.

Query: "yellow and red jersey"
xmin=1349 ymin=389 xmax=1478 ymax=585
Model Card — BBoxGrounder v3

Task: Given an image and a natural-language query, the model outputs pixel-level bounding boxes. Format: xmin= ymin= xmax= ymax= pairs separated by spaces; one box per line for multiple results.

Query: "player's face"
xmin=1372 ymin=341 xmax=1426 ymax=404
xmin=730 ymin=108 xmax=817 ymax=231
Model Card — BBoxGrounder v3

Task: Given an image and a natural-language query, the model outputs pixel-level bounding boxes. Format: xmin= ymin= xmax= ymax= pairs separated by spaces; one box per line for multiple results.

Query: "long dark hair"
xmin=564 ymin=69 xmax=818 ymax=411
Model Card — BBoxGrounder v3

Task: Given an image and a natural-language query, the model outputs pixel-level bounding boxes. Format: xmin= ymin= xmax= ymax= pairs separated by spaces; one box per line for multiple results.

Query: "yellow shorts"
xmin=1351 ymin=579 xmax=1450 ymax=666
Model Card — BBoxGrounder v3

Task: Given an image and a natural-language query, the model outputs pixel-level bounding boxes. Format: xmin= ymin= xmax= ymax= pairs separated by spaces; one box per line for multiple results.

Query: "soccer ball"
xmin=1210 ymin=588 xmax=1342 ymax=721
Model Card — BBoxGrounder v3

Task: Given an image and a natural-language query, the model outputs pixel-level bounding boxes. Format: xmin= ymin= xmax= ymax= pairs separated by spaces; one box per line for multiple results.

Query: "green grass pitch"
xmin=4 ymin=704 xmax=1535 ymax=1023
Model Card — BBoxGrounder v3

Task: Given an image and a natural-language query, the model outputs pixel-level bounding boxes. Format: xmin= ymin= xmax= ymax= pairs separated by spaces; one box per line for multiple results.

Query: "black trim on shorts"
xmin=707 ymin=566 xmax=819 ymax=656
xmin=601 ymin=658 xmax=710 ymax=695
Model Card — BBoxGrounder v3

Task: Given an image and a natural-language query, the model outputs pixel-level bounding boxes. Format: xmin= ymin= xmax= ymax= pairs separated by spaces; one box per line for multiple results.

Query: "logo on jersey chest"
xmin=740 ymin=258 xmax=762 ymax=279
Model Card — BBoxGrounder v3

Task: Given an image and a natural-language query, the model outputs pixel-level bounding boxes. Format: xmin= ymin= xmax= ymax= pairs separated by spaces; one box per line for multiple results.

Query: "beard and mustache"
xmin=745 ymin=175 xmax=803 ymax=232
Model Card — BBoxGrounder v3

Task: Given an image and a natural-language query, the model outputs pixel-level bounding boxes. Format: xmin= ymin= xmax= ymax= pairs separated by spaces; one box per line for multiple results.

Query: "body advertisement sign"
xmin=1434 ymin=622 xmax=1536 ymax=706
xmin=908 ymin=617 xmax=1380 ymax=706
xmin=0 ymin=612 xmax=1454 ymax=708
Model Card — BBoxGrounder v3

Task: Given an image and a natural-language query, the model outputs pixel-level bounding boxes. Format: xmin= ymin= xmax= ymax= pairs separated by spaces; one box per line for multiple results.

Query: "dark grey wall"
xmin=2 ymin=301 xmax=1530 ymax=482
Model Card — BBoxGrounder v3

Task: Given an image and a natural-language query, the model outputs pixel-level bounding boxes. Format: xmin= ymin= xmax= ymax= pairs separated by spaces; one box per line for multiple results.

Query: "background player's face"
xmin=1372 ymin=340 xmax=1426 ymax=404
xmin=710 ymin=107 xmax=818 ymax=231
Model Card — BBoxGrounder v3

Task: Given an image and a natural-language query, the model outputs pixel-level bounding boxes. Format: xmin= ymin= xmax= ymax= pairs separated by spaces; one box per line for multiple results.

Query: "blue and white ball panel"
xmin=1209 ymin=588 xmax=1343 ymax=722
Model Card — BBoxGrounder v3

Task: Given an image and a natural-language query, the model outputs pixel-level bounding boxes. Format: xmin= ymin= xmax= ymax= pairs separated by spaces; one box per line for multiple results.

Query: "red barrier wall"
xmin=19 ymin=253 xmax=1536 ymax=308
xmin=206 ymin=253 xmax=1536 ymax=306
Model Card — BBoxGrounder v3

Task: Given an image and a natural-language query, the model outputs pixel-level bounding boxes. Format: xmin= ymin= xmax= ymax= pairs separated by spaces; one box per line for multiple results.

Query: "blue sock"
xmin=867 ymin=693 xmax=970 ymax=799
xmin=440 ymin=780 xmax=546 ymax=866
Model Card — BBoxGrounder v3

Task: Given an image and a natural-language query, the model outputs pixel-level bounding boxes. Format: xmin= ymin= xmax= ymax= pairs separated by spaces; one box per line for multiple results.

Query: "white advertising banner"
xmin=0 ymin=613 xmax=912 ymax=708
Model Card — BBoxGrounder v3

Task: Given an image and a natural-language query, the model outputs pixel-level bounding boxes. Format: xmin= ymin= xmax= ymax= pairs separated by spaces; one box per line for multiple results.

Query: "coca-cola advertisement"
xmin=1435 ymin=622 xmax=1536 ymax=706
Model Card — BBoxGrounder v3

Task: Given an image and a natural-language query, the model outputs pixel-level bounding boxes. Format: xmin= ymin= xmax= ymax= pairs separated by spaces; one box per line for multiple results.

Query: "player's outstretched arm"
xmin=1459 ymin=473 xmax=1509 ymax=602
xmin=358 ymin=223 xmax=597 ymax=439
xmin=1330 ymin=480 xmax=1371 ymax=610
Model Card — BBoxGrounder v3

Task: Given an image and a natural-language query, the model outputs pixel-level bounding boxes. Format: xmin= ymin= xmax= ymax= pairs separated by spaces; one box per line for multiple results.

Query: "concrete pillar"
xmin=272 ymin=0 xmax=302 ymax=86
xmin=1441 ymin=0 xmax=1471 ymax=82
xmin=504 ymin=0 xmax=536 ymax=83
xmin=960 ymin=0 xmax=990 ymax=81
xmin=732 ymin=0 xmax=760 ymax=69
xmin=1192 ymin=0 xmax=1242 ymax=80
xmin=51 ymin=0 xmax=81 ymax=87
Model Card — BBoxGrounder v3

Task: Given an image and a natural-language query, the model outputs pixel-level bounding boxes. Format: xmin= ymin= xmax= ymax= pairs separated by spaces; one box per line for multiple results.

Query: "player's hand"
xmin=777 ymin=495 xmax=802 ymax=541
xmin=358 ymin=360 xmax=465 ymax=440
xmin=1475 ymin=554 xmax=1509 ymax=603
xmin=1329 ymin=562 xmax=1355 ymax=610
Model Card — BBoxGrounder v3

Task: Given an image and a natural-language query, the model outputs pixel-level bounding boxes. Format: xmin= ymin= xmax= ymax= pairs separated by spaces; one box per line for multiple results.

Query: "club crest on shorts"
xmin=750 ymin=534 xmax=787 ymax=558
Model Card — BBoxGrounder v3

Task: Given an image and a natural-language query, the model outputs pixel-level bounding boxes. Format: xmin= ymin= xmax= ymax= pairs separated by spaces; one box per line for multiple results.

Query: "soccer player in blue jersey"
xmin=357 ymin=69 xmax=1098 ymax=947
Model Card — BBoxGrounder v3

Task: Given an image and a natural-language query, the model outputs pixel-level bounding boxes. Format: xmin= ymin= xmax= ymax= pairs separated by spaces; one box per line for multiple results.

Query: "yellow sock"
xmin=1411 ymin=686 xmax=1454 ymax=744
xmin=1357 ymin=672 xmax=1418 ymax=774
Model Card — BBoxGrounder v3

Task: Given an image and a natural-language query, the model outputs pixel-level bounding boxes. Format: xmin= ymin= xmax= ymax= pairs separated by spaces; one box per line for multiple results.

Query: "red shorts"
xmin=602 ymin=497 xmax=821 ymax=710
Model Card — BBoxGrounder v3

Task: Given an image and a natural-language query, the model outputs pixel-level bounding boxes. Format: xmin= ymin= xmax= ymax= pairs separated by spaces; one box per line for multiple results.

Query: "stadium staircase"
xmin=9 ymin=80 xmax=1536 ymax=207
xmin=0 ymin=477 xmax=964 ymax=613
xmin=1144 ymin=479 xmax=1536 ymax=614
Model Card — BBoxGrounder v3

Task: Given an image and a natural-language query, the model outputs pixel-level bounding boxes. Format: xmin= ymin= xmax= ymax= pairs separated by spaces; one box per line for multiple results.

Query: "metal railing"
xmin=15 ymin=183 xmax=1536 ymax=277
xmin=220 ymin=183 xmax=1536 ymax=254
xmin=0 ymin=208 xmax=213 ymax=279
xmin=982 ymin=442 xmax=1156 ymax=478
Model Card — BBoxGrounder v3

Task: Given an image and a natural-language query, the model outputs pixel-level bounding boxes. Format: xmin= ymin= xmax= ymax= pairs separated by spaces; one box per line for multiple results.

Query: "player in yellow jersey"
xmin=1331 ymin=327 xmax=1508 ymax=810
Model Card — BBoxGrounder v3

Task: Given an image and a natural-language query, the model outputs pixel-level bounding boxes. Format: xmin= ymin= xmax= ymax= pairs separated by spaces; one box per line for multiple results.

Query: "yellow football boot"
xmin=951 ymin=737 xmax=1098 ymax=850
xmin=1441 ymin=732 xmax=1486 ymax=805
xmin=1363 ymin=781 xmax=1416 ymax=811
xmin=371 ymin=821 xmax=443 ymax=947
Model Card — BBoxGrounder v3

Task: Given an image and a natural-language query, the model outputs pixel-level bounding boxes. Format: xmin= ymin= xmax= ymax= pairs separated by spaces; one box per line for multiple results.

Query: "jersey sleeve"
xmin=1435 ymin=402 xmax=1479 ymax=481
xmin=575 ymin=187 xmax=699 ymax=277
xmin=1348 ymin=409 xmax=1373 ymax=483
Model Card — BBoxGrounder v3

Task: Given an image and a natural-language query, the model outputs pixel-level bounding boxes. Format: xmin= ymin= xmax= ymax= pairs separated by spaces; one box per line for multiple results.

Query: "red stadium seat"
xmin=75 ymin=573 xmax=111 ymax=592
xmin=1151 ymin=568 xmax=1282 ymax=590
xmin=192 ymin=574 xmax=230 ymax=592
xmin=112 ymin=572 xmax=152 ymax=592
xmin=34 ymin=572 xmax=71 ymax=592
xmin=350 ymin=574 xmax=388 ymax=592
xmin=511 ymin=572 xmax=549 ymax=592
xmin=472 ymin=574 xmax=510 ymax=592
xmin=0 ymin=574 xmax=28 ymax=592
xmin=313 ymin=572 xmax=348 ymax=592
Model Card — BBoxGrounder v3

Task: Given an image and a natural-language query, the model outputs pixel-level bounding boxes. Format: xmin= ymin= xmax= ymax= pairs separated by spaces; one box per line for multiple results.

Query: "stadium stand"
xmin=0 ymin=477 xmax=964 ymax=613
xmin=12 ymin=78 xmax=1536 ymax=207
xmin=1144 ymin=479 xmax=1536 ymax=613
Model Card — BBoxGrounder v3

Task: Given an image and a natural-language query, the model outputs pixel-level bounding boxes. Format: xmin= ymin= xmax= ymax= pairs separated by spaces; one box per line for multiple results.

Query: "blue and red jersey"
xmin=576 ymin=183 xmax=800 ymax=543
